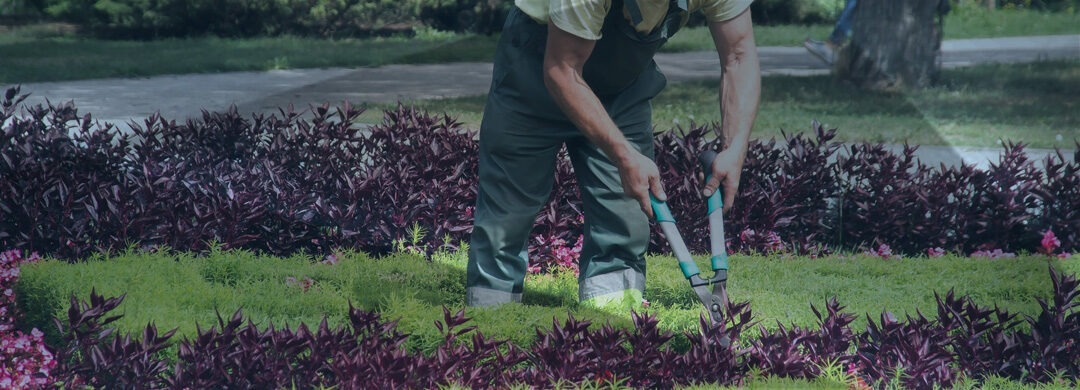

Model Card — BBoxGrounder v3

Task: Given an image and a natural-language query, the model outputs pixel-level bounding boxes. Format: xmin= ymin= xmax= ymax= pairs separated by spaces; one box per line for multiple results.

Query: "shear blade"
xmin=695 ymin=284 xmax=731 ymax=347
xmin=692 ymin=286 xmax=719 ymax=323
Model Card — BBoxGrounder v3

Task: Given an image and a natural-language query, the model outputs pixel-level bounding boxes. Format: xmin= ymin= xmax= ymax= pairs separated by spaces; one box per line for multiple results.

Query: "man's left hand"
xmin=701 ymin=148 xmax=743 ymax=214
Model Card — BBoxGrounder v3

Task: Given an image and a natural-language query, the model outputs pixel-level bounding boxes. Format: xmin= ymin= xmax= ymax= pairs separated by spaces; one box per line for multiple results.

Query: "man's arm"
xmin=543 ymin=23 xmax=666 ymax=219
xmin=701 ymin=7 xmax=760 ymax=214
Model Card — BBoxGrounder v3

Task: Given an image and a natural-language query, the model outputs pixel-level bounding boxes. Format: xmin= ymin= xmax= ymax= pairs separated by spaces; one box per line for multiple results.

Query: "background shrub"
xmin=750 ymin=0 xmax=845 ymax=25
xmin=953 ymin=0 xmax=1080 ymax=12
xmin=21 ymin=0 xmax=507 ymax=38
xmin=1 ymin=86 xmax=1077 ymax=262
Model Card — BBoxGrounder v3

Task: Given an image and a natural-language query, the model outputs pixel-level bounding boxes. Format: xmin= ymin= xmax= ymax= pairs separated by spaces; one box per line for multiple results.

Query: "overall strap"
xmin=624 ymin=0 xmax=688 ymax=27
xmin=625 ymin=0 xmax=645 ymax=26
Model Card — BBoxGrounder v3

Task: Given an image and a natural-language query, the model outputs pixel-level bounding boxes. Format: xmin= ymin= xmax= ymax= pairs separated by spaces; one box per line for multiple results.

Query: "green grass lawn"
xmin=0 ymin=28 xmax=489 ymax=84
xmin=15 ymin=247 xmax=1077 ymax=388
xmin=17 ymin=247 xmax=1078 ymax=353
xmin=366 ymin=60 xmax=1080 ymax=149
xmin=2 ymin=9 xmax=1077 ymax=83
xmin=665 ymin=7 xmax=1080 ymax=52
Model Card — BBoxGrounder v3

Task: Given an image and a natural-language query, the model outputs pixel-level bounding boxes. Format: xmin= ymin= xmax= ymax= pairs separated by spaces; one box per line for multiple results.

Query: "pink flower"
xmin=927 ymin=247 xmax=945 ymax=258
xmin=764 ymin=231 xmax=784 ymax=253
xmin=1042 ymin=230 xmax=1061 ymax=251
xmin=1040 ymin=229 xmax=1062 ymax=256
xmin=864 ymin=244 xmax=898 ymax=260
xmin=971 ymin=249 xmax=1016 ymax=259
xmin=739 ymin=229 xmax=756 ymax=243
xmin=641 ymin=299 xmax=650 ymax=308
xmin=738 ymin=229 xmax=785 ymax=253
xmin=286 ymin=276 xmax=315 ymax=292
xmin=530 ymin=233 xmax=582 ymax=275
xmin=299 ymin=277 xmax=315 ymax=291
xmin=321 ymin=253 xmax=339 ymax=265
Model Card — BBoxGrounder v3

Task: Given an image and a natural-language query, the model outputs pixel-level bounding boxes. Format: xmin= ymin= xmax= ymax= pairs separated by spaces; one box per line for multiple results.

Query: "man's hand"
xmin=618 ymin=150 xmax=667 ymax=219
xmin=701 ymin=148 xmax=742 ymax=214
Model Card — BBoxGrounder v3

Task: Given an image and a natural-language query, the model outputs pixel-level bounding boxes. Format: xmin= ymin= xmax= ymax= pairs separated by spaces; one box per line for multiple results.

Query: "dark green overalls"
xmin=466 ymin=0 xmax=689 ymax=307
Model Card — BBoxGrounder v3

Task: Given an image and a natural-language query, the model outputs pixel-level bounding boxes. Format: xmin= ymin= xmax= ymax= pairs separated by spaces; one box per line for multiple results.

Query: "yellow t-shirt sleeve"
xmin=548 ymin=0 xmax=611 ymax=40
xmin=697 ymin=0 xmax=753 ymax=23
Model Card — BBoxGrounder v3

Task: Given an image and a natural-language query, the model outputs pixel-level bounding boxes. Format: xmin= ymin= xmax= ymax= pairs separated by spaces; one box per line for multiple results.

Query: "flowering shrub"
xmin=0 ymin=250 xmax=55 ymax=389
xmin=1 ymin=86 xmax=1077 ymax=263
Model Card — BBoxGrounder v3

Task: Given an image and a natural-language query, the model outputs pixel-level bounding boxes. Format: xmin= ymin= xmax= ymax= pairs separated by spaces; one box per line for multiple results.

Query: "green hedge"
xmin=24 ymin=0 xmax=506 ymax=38
xmin=750 ymin=0 xmax=846 ymax=25
xmin=956 ymin=0 xmax=1079 ymax=12
xmin=39 ymin=0 xmax=406 ymax=38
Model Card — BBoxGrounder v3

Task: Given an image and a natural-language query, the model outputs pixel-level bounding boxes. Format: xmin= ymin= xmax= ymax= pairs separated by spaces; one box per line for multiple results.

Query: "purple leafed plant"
xmin=934 ymin=288 xmax=1024 ymax=380
xmin=854 ymin=311 xmax=956 ymax=389
xmin=2 ymin=86 xmax=1077 ymax=262
xmin=51 ymin=290 xmax=174 ymax=389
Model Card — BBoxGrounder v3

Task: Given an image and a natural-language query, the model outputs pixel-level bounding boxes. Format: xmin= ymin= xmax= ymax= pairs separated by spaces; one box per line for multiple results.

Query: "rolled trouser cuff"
xmin=466 ymin=286 xmax=522 ymax=307
xmin=579 ymin=268 xmax=646 ymax=302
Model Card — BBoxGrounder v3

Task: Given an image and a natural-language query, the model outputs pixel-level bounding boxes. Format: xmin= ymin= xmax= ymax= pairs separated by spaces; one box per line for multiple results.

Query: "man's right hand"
xmin=617 ymin=149 xmax=666 ymax=220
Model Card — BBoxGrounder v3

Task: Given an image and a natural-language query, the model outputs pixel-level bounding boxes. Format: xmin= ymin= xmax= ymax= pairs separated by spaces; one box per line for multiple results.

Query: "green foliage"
xmin=0 ymin=34 xmax=468 ymax=83
xmin=37 ymin=0 xmax=418 ymax=38
xmin=951 ymin=374 xmax=1079 ymax=389
xmin=750 ymin=0 xmax=846 ymax=25
xmin=350 ymin=252 xmax=466 ymax=309
xmin=15 ymin=247 xmax=1078 ymax=356
xmin=0 ymin=0 xmax=48 ymax=19
xmin=29 ymin=0 xmax=506 ymax=38
xmin=953 ymin=0 xmax=1079 ymax=12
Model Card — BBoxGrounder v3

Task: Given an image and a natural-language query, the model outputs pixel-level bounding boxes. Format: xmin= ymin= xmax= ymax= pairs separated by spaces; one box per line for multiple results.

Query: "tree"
xmin=840 ymin=0 xmax=950 ymax=91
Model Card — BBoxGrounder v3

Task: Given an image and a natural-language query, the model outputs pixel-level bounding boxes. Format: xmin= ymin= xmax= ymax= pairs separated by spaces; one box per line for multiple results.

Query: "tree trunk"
xmin=840 ymin=0 xmax=945 ymax=91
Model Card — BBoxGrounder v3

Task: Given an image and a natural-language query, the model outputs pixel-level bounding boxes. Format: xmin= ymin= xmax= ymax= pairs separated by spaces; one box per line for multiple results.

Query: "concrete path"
xmin=10 ymin=34 xmax=1080 ymax=169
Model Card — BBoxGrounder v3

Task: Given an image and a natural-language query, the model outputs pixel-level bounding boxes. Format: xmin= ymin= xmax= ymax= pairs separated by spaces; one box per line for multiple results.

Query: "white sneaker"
xmin=804 ymin=39 xmax=836 ymax=65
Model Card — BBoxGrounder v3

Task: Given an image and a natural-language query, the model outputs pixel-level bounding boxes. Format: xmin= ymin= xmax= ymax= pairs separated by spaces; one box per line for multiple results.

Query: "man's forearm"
xmin=544 ymin=65 xmax=636 ymax=166
xmin=700 ymin=9 xmax=760 ymax=208
xmin=718 ymin=39 xmax=760 ymax=157
xmin=542 ymin=23 xmax=666 ymax=217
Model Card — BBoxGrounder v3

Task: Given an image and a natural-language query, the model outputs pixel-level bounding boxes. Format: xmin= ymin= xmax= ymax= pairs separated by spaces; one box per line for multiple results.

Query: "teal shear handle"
xmin=650 ymin=148 xmax=731 ymax=336
xmin=699 ymin=150 xmax=729 ymax=275
xmin=649 ymin=196 xmax=701 ymax=279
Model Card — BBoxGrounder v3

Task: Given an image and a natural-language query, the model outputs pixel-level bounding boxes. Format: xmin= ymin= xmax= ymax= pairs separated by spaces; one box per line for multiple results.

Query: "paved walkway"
xmin=11 ymin=34 xmax=1080 ymax=169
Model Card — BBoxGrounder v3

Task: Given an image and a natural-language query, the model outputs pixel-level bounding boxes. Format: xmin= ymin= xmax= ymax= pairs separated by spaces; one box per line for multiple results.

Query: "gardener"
xmin=467 ymin=0 xmax=760 ymax=308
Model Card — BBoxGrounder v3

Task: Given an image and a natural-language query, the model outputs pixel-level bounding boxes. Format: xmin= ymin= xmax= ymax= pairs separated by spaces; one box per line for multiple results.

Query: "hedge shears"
xmin=650 ymin=150 xmax=729 ymax=336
